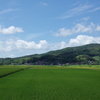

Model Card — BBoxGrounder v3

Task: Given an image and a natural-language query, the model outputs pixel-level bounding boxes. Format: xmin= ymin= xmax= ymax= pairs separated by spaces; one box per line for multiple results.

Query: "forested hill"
xmin=42 ymin=43 xmax=100 ymax=56
xmin=0 ymin=43 xmax=100 ymax=65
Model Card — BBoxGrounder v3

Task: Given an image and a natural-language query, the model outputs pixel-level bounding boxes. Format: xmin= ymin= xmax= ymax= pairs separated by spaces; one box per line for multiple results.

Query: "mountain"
xmin=1 ymin=43 xmax=100 ymax=65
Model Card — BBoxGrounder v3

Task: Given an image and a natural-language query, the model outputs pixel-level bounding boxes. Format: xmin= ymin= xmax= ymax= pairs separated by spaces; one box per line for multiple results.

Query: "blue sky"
xmin=0 ymin=0 xmax=100 ymax=58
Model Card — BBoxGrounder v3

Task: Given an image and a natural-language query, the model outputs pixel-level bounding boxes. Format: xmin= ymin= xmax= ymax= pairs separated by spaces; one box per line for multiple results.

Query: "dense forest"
xmin=0 ymin=43 xmax=100 ymax=65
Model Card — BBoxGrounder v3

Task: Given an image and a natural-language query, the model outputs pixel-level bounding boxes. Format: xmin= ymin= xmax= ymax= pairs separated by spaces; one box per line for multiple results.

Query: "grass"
xmin=0 ymin=65 xmax=100 ymax=100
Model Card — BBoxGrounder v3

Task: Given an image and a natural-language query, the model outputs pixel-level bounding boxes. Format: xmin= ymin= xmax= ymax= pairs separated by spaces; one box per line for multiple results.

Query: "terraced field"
xmin=0 ymin=65 xmax=100 ymax=100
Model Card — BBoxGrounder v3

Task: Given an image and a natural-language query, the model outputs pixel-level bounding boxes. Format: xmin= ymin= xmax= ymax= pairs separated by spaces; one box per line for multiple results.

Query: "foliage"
xmin=76 ymin=55 xmax=95 ymax=64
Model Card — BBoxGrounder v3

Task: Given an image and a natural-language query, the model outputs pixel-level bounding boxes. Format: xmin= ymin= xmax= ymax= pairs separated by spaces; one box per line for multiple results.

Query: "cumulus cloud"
xmin=54 ymin=23 xmax=100 ymax=37
xmin=0 ymin=39 xmax=52 ymax=52
xmin=54 ymin=28 xmax=72 ymax=37
xmin=68 ymin=35 xmax=100 ymax=47
xmin=0 ymin=38 xmax=68 ymax=53
xmin=4 ymin=39 xmax=50 ymax=51
xmin=50 ymin=41 xmax=67 ymax=50
xmin=0 ymin=35 xmax=100 ymax=56
xmin=0 ymin=26 xmax=24 ymax=34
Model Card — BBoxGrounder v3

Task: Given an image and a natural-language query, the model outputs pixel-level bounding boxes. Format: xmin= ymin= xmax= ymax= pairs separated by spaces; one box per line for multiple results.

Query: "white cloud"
xmin=0 ymin=41 xmax=4 ymax=52
xmin=59 ymin=4 xmax=100 ymax=19
xmin=0 ymin=39 xmax=50 ymax=52
xmin=81 ymin=17 xmax=90 ymax=21
xmin=72 ymin=23 xmax=95 ymax=33
xmin=0 ymin=38 xmax=68 ymax=53
xmin=50 ymin=41 xmax=67 ymax=50
xmin=8 ymin=54 xmax=15 ymax=58
xmin=54 ymin=23 xmax=100 ymax=37
xmin=0 ymin=26 xmax=24 ymax=34
xmin=89 ymin=7 xmax=100 ymax=12
xmin=96 ymin=26 xmax=100 ymax=31
xmin=40 ymin=2 xmax=48 ymax=6
xmin=68 ymin=35 xmax=100 ymax=47
xmin=0 ymin=35 xmax=100 ymax=57
xmin=54 ymin=28 xmax=72 ymax=37
xmin=60 ymin=4 xmax=92 ymax=19
xmin=0 ymin=9 xmax=18 ymax=15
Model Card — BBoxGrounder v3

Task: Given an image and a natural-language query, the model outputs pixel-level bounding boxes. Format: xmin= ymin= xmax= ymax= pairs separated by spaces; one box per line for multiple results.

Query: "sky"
xmin=0 ymin=0 xmax=100 ymax=58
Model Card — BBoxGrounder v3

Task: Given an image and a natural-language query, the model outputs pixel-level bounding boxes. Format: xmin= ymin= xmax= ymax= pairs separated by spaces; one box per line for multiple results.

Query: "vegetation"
xmin=0 ymin=65 xmax=29 ymax=78
xmin=0 ymin=43 xmax=100 ymax=65
xmin=0 ymin=65 xmax=100 ymax=100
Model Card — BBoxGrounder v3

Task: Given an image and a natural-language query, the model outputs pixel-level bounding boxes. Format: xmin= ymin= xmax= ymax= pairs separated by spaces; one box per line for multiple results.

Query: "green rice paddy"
xmin=0 ymin=65 xmax=100 ymax=100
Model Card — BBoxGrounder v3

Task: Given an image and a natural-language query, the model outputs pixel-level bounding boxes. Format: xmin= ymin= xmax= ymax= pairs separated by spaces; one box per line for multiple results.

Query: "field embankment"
xmin=0 ymin=65 xmax=32 ymax=78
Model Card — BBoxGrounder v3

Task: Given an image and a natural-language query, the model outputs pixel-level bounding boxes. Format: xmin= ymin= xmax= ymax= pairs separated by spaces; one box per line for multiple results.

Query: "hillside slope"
xmin=1 ymin=43 xmax=100 ymax=65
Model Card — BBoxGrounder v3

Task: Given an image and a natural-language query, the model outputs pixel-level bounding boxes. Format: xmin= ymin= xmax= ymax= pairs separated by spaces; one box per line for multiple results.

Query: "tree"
xmin=76 ymin=55 xmax=95 ymax=64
